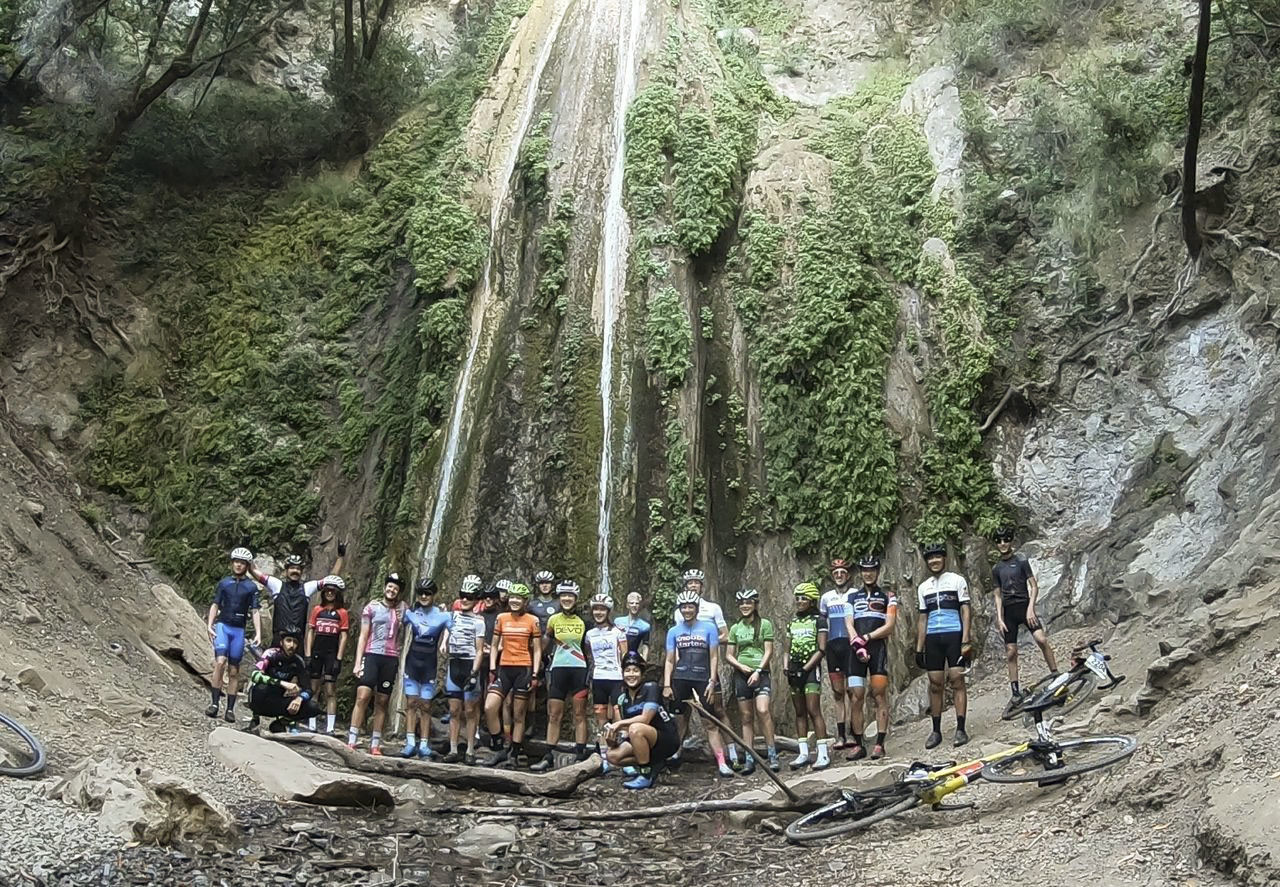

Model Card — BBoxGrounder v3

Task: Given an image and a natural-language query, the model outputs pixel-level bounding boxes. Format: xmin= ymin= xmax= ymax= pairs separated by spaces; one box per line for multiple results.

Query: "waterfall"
xmin=595 ymin=0 xmax=645 ymax=598
xmin=420 ymin=0 xmax=571 ymax=577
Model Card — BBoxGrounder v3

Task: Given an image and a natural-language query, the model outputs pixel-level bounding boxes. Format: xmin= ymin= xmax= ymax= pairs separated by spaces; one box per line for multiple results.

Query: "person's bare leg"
xmin=484 ymin=691 xmax=504 ymax=737
xmin=829 ymin=672 xmax=847 ymax=743
xmin=1033 ymin=629 xmax=1059 ymax=672
xmin=512 ymin=696 xmax=530 ymax=743
xmin=465 ymin=697 xmax=481 ymax=755
xmin=756 ymin=694 xmax=776 ymax=749
xmin=449 ymin=698 xmax=463 ymax=751
xmin=544 ymin=698 xmax=565 ymax=748
xmin=628 ymin=723 xmax=656 ymax=765
xmin=1005 ymin=643 xmax=1020 ymax=685
xmin=870 ymin=678 xmax=890 ymax=748
xmin=849 ymin=684 xmax=867 ymax=752
xmin=737 ymin=699 xmax=756 ymax=752
xmin=806 ymin=693 xmax=826 ymax=739
xmin=949 ymin=669 xmax=967 ymax=721
xmin=927 ymin=671 xmax=945 ymax=718
xmin=348 ymin=687 xmax=372 ymax=746
xmin=571 ymin=695 xmax=588 ymax=745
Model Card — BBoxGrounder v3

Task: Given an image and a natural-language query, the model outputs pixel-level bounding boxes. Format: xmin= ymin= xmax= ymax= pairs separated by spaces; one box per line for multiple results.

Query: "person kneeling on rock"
xmin=248 ymin=630 xmax=323 ymax=732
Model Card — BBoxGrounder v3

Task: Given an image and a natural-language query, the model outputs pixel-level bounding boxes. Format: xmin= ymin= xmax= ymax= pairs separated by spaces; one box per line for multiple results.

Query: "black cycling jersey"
xmin=528 ymin=597 xmax=559 ymax=633
xmin=991 ymin=553 xmax=1034 ymax=603
xmin=616 ymin=681 xmax=678 ymax=743
xmin=848 ymin=585 xmax=897 ymax=637
xmin=272 ymin=578 xmax=311 ymax=637
xmin=250 ymin=647 xmax=308 ymax=686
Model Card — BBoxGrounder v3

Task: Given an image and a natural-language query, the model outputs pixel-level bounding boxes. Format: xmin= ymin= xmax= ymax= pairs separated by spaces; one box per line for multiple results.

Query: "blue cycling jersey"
xmin=665 ymin=619 xmax=718 ymax=682
xmin=819 ymin=588 xmax=852 ymax=640
xmin=404 ymin=606 xmax=450 ymax=677
xmin=616 ymin=615 xmax=652 ymax=654
xmin=214 ymin=577 xmax=260 ymax=628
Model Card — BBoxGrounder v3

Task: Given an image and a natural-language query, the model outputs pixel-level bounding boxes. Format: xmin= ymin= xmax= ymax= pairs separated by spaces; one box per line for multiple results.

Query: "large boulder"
xmin=117 ymin=583 xmax=215 ymax=684
xmin=46 ymin=757 xmax=235 ymax=845
xmin=208 ymin=727 xmax=394 ymax=807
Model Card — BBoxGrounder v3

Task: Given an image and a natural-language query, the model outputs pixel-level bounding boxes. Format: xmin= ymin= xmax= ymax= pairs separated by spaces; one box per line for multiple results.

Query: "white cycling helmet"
xmin=461 ymin=574 xmax=483 ymax=595
xmin=676 ymin=589 xmax=701 ymax=607
xmin=556 ymin=580 xmax=581 ymax=598
xmin=681 ymin=568 xmax=705 ymax=584
xmin=320 ymin=575 xmax=345 ymax=590
xmin=495 ymin=578 xmax=513 ymax=592
xmin=230 ymin=547 xmax=253 ymax=562
xmin=589 ymin=593 xmax=613 ymax=610
xmin=534 ymin=570 xmax=555 ymax=584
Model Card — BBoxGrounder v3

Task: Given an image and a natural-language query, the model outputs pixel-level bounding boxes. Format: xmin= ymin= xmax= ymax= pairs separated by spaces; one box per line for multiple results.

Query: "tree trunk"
xmin=361 ymin=0 xmax=394 ymax=61
xmin=342 ymin=0 xmax=355 ymax=76
xmin=268 ymin=732 xmax=602 ymax=798
xmin=1182 ymin=0 xmax=1213 ymax=260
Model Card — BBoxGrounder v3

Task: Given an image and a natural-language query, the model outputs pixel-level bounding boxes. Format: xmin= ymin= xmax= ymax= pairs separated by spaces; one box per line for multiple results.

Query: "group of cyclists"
xmin=203 ymin=527 xmax=1056 ymax=789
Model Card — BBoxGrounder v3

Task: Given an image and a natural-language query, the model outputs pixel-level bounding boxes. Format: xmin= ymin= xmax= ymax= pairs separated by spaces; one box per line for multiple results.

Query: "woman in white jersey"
xmin=584 ymin=593 xmax=628 ymax=735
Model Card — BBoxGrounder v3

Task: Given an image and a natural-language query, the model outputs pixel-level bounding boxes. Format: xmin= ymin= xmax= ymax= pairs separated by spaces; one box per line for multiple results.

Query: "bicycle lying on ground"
xmin=785 ymin=681 xmax=1137 ymax=842
xmin=0 ymin=712 xmax=47 ymax=778
xmin=1002 ymin=638 xmax=1127 ymax=722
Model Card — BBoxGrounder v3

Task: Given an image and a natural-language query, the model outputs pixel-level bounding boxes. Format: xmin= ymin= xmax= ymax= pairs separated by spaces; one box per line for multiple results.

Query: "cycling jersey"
xmin=546 ymin=611 xmax=587 ymax=669
xmin=308 ymin=605 xmax=349 ymax=657
xmin=665 ymin=619 xmax=718 ymax=682
xmin=917 ymin=573 xmax=971 ymax=635
xmin=404 ymin=605 xmax=450 ymax=678
xmin=251 ymin=646 xmax=308 ymax=686
xmin=991 ymin=553 xmax=1034 ymax=604
xmin=493 ymin=612 xmax=541 ymax=667
xmin=213 ymin=577 xmax=260 ymax=628
xmin=727 ymin=618 xmax=773 ymax=669
xmin=447 ymin=610 xmax=484 ymax=659
xmin=528 ymin=597 xmax=560 ymax=633
xmin=670 ymin=600 xmax=727 ymax=633
xmin=848 ymin=585 xmax=897 ymax=637
xmin=360 ymin=601 xmax=406 ymax=656
xmin=585 ymin=625 xmax=626 ymax=680
xmin=819 ymin=587 xmax=852 ymax=640
xmin=615 ymin=681 xmax=679 ymax=743
xmin=786 ymin=613 xmax=827 ymax=662
xmin=615 ymin=614 xmax=652 ymax=653
xmin=265 ymin=576 xmax=320 ymax=637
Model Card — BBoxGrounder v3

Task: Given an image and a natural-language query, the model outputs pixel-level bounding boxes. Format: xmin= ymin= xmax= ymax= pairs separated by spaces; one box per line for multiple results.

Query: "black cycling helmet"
xmin=994 ymin=525 xmax=1015 ymax=542
xmin=280 ymin=628 xmax=303 ymax=643
xmin=385 ymin=572 xmax=405 ymax=589
xmin=921 ymin=542 xmax=947 ymax=559
xmin=415 ymin=577 xmax=437 ymax=596
xmin=622 ymin=651 xmax=646 ymax=671
xmin=858 ymin=555 xmax=881 ymax=570
xmin=284 ymin=554 xmax=304 ymax=568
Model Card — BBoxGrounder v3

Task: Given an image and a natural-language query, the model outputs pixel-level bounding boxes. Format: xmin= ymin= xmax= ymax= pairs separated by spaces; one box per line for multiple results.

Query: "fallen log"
xmin=266 ymin=733 xmax=599 ymax=798
xmin=428 ymin=796 xmax=815 ymax=820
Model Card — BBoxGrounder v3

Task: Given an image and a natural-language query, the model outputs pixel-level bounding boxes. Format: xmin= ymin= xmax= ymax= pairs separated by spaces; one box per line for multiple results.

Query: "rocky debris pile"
xmin=45 ymin=756 xmax=236 ymax=845
xmin=0 ymin=778 xmax=123 ymax=885
xmin=208 ymin=727 xmax=394 ymax=807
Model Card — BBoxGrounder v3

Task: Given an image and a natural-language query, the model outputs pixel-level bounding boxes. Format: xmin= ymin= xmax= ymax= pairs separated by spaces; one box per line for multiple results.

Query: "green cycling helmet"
xmin=793 ymin=582 xmax=820 ymax=601
xmin=508 ymin=582 xmax=531 ymax=599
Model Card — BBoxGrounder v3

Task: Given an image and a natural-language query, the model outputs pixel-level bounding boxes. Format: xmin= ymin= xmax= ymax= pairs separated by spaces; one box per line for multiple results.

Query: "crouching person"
xmin=248 ymin=629 xmax=323 ymax=732
xmin=603 ymin=653 xmax=681 ymax=790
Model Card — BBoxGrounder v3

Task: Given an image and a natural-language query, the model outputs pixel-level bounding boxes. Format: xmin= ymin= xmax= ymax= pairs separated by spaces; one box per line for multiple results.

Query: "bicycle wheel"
xmin=0 ymin=712 xmax=47 ymax=778
xmin=785 ymin=790 xmax=920 ymax=843
xmin=981 ymin=735 xmax=1136 ymax=785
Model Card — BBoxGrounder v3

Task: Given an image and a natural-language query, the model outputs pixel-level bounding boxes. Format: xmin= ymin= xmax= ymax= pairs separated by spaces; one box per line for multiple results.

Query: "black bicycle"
xmin=1002 ymin=638 xmax=1126 ymax=722
xmin=0 ymin=712 xmax=47 ymax=778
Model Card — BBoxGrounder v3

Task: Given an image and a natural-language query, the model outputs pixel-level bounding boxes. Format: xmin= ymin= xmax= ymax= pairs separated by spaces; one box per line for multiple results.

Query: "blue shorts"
xmin=403 ymin=676 xmax=438 ymax=700
xmin=213 ymin=622 xmax=247 ymax=664
xmin=445 ymin=659 xmax=481 ymax=702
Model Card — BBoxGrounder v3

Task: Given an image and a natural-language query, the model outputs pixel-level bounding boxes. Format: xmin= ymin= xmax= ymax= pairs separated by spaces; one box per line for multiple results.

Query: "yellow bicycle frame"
xmin=913 ymin=741 xmax=1034 ymax=805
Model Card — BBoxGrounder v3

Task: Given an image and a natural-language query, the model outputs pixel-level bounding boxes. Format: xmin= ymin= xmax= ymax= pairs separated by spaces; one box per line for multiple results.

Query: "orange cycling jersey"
xmin=494 ymin=612 xmax=541 ymax=667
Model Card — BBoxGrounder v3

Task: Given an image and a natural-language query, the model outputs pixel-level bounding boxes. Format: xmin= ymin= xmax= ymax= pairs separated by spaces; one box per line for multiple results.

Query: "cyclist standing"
xmin=207 ymin=547 xmax=263 ymax=723
xmin=443 ymin=576 xmax=485 ymax=764
xmin=845 ymin=556 xmax=897 ymax=759
xmin=583 ymin=593 xmax=627 ymax=736
xmin=528 ymin=570 xmax=560 ymax=632
xmin=915 ymin=543 xmax=972 ymax=749
xmin=725 ymin=588 xmax=780 ymax=773
xmin=663 ymin=589 xmax=734 ymax=777
xmin=820 ymin=558 xmax=854 ymax=749
xmin=347 ymin=572 xmax=407 ymax=755
xmin=304 ymin=576 xmax=348 ymax=734
xmin=481 ymin=583 xmax=542 ymax=767
xmin=249 ymin=543 xmax=345 ymax=647
xmin=669 ymin=569 xmax=728 ymax=642
xmin=616 ymin=592 xmax=652 ymax=659
xmin=784 ymin=582 xmax=830 ymax=770
xmin=531 ymin=580 xmax=591 ymax=771
xmin=401 ymin=578 xmax=449 ymax=758
xmin=992 ymin=527 xmax=1058 ymax=707
xmin=605 ymin=652 xmax=681 ymax=789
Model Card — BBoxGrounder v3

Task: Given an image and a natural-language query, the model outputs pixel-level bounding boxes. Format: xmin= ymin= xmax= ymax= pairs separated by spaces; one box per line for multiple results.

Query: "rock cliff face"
xmin=3 ymin=0 xmax=1278 ymax=718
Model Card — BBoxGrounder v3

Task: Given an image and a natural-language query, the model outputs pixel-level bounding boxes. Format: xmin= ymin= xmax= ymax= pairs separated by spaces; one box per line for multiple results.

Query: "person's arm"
xmin=759 ymin=638 xmax=774 ymax=672
xmin=725 ymin=632 xmax=746 ymax=675
xmin=353 ymin=618 xmax=371 ymax=676
xmin=806 ymin=620 xmax=825 ymax=672
xmin=706 ymin=631 xmax=720 ymax=695
xmin=993 ymin=585 xmax=1006 ymax=633
xmin=248 ymin=564 xmax=269 ymax=587
xmin=716 ymin=611 xmax=728 ymax=645
xmin=662 ymin=631 xmax=676 ymax=698
xmin=489 ymin=620 xmax=502 ymax=672
xmin=471 ymin=621 xmax=484 ymax=675
xmin=1025 ymin=559 xmax=1041 ymax=628
xmin=869 ymin=599 xmax=897 ymax=642
xmin=336 ymin=609 xmax=349 ymax=660
xmin=207 ymin=602 xmax=219 ymax=640
xmin=959 ymin=579 xmax=972 ymax=650
xmin=845 ymin=610 xmax=858 ymax=643
xmin=251 ymin=602 xmax=262 ymax=646
xmin=615 ymin=633 xmax=627 ymax=670
xmin=304 ymin=609 xmax=316 ymax=660
xmin=531 ymin=629 xmax=543 ymax=676
xmin=330 ymin=541 xmax=346 ymax=578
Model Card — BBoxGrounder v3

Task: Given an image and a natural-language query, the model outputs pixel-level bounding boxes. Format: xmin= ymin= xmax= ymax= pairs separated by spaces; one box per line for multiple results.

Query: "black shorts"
xmin=308 ymin=651 xmax=341 ymax=682
xmin=358 ymin=653 xmax=399 ymax=694
xmin=825 ymin=637 xmax=850 ymax=676
xmin=924 ymin=632 xmax=964 ymax=671
xmin=548 ymin=667 xmax=589 ymax=701
xmin=787 ymin=664 xmax=822 ymax=693
xmin=592 ymin=679 xmax=622 ymax=706
xmin=1001 ymin=600 xmax=1036 ymax=644
xmin=849 ymin=640 xmax=890 ymax=680
xmin=652 ymin=728 xmax=681 ymax=764
xmin=249 ymin=686 xmax=323 ymax=721
xmin=669 ymin=678 xmax=716 ymax=715
xmin=732 ymin=670 xmax=772 ymax=700
xmin=488 ymin=664 xmax=534 ymax=697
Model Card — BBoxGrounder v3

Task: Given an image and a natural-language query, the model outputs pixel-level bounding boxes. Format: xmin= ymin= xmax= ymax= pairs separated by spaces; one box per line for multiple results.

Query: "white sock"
xmin=326 ymin=714 xmax=336 ymax=733
xmin=347 ymin=727 xmax=358 ymax=745
xmin=796 ymin=739 xmax=810 ymax=758
xmin=727 ymin=745 xmax=740 ymax=765
xmin=308 ymin=717 xmax=316 ymax=731
xmin=816 ymin=739 xmax=830 ymax=763
xmin=371 ymin=731 xmax=382 ymax=749
xmin=405 ymin=732 xmax=416 ymax=747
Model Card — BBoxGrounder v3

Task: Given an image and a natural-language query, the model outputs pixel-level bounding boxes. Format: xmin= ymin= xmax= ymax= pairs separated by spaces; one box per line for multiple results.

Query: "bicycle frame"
xmin=906 ymin=741 xmax=1033 ymax=806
